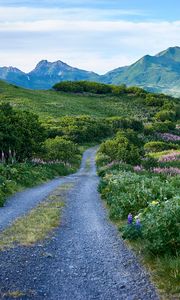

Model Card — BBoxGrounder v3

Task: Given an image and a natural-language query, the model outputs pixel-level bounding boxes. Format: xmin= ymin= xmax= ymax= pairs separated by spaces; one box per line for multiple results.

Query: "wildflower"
xmin=135 ymin=219 xmax=141 ymax=229
xmin=151 ymin=200 xmax=159 ymax=206
xmin=133 ymin=165 xmax=143 ymax=172
xmin=127 ymin=213 xmax=133 ymax=224
xmin=153 ymin=167 xmax=180 ymax=176
xmin=159 ymin=133 xmax=180 ymax=142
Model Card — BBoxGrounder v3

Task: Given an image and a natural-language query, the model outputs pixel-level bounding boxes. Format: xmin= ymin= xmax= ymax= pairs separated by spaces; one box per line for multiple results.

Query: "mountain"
xmin=0 ymin=60 xmax=100 ymax=90
xmin=0 ymin=66 xmax=29 ymax=88
xmin=103 ymin=46 xmax=180 ymax=96
xmin=0 ymin=46 xmax=179 ymax=96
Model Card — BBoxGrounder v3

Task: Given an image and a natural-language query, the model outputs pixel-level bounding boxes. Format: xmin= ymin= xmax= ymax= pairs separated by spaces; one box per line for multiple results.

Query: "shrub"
xmin=141 ymin=156 xmax=158 ymax=170
xmin=44 ymin=137 xmax=81 ymax=165
xmin=142 ymin=197 xmax=180 ymax=255
xmin=145 ymin=95 xmax=164 ymax=107
xmin=144 ymin=141 xmax=178 ymax=153
xmin=155 ymin=110 xmax=176 ymax=122
xmin=99 ymin=135 xmax=141 ymax=165
xmin=46 ymin=115 xmax=112 ymax=143
xmin=152 ymin=121 xmax=176 ymax=133
xmin=53 ymin=81 xmax=112 ymax=94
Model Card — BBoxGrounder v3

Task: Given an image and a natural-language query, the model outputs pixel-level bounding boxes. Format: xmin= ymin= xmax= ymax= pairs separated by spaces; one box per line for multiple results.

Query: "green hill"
xmin=103 ymin=47 xmax=180 ymax=97
xmin=0 ymin=80 xmax=156 ymax=122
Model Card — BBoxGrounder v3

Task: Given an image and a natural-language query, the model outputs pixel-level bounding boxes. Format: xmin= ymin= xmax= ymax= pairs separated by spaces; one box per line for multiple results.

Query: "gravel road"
xmin=0 ymin=148 xmax=159 ymax=299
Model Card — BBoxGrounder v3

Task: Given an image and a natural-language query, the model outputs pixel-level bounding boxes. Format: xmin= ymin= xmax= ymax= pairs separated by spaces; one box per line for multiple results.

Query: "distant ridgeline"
xmin=0 ymin=46 xmax=180 ymax=96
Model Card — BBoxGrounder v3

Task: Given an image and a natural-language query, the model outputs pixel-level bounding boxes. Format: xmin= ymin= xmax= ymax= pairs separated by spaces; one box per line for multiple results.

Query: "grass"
xmin=0 ymin=183 xmax=73 ymax=250
xmin=0 ymin=162 xmax=76 ymax=207
xmin=126 ymin=239 xmax=180 ymax=299
xmin=85 ymin=158 xmax=91 ymax=171
xmin=3 ymin=291 xmax=26 ymax=298
xmin=0 ymin=80 xmax=154 ymax=122
xmin=149 ymin=150 xmax=180 ymax=159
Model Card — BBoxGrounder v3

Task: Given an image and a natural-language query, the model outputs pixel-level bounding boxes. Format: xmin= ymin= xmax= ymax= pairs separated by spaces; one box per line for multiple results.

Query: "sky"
xmin=0 ymin=0 xmax=179 ymax=74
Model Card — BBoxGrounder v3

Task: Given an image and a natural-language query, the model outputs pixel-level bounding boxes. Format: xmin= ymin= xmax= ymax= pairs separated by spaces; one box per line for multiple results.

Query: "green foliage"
xmin=44 ymin=137 xmax=81 ymax=165
xmin=121 ymin=223 xmax=142 ymax=240
xmin=45 ymin=115 xmax=112 ymax=143
xmin=98 ymin=129 xmax=142 ymax=165
xmin=0 ymin=162 xmax=74 ymax=207
xmin=53 ymin=81 xmax=112 ymax=94
xmin=152 ymin=121 xmax=176 ymax=132
xmin=107 ymin=117 xmax=144 ymax=132
xmin=155 ymin=110 xmax=176 ymax=122
xmin=142 ymin=197 xmax=180 ymax=255
xmin=0 ymin=103 xmax=45 ymax=162
xmin=141 ymin=156 xmax=158 ymax=170
xmin=98 ymin=168 xmax=180 ymax=255
xmin=145 ymin=94 xmax=165 ymax=107
xmin=144 ymin=141 xmax=179 ymax=153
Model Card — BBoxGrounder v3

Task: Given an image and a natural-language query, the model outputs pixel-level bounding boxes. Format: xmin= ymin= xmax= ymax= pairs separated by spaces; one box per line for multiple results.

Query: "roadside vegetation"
xmin=0 ymin=79 xmax=180 ymax=297
xmin=1 ymin=80 xmax=178 ymax=205
xmin=97 ymin=94 xmax=180 ymax=298
xmin=0 ymin=183 xmax=74 ymax=250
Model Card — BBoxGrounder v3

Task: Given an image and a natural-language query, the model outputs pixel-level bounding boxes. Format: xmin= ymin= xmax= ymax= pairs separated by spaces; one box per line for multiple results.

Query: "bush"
xmin=44 ymin=137 xmax=81 ymax=165
xmin=141 ymin=156 xmax=158 ymax=170
xmin=142 ymin=197 xmax=180 ymax=255
xmin=144 ymin=141 xmax=178 ymax=153
xmin=99 ymin=135 xmax=141 ymax=165
xmin=0 ymin=103 xmax=46 ymax=162
xmin=53 ymin=81 xmax=112 ymax=94
xmin=155 ymin=110 xmax=176 ymax=122
xmin=0 ymin=162 xmax=74 ymax=207
xmin=145 ymin=94 xmax=164 ymax=107
xmin=45 ymin=115 xmax=112 ymax=143
xmin=108 ymin=117 xmax=144 ymax=132
xmin=152 ymin=121 xmax=176 ymax=133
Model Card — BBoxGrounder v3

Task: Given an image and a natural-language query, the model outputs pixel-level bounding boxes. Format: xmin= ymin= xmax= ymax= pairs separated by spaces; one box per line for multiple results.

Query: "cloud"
xmin=0 ymin=6 xmax=145 ymax=23
xmin=0 ymin=4 xmax=179 ymax=73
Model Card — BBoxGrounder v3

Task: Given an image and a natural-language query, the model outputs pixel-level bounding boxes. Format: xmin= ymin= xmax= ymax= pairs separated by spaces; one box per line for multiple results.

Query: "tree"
xmin=0 ymin=103 xmax=45 ymax=162
xmin=44 ymin=137 xmax=81 ymax=165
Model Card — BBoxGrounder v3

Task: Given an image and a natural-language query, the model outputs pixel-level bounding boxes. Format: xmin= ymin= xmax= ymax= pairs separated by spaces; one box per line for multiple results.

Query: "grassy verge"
xmin=0 ymin=162 xmax=78 ymax=207
xmin=0 ymin=183 xmax=73 ymax=250
xmin=97 ymin=163 xmax=180 ymax=299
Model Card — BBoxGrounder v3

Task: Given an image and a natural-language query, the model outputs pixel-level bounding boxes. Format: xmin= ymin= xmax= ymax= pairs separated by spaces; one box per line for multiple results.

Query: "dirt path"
xmin=0 ymin=148 xmax=159 ymax=299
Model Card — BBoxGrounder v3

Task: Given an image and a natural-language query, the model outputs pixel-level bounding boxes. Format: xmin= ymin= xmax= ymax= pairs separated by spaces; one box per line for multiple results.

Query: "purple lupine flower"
xmin=127 ymin=213 xmax=133 ymax=224
xmin=135 ymin=219 xmax=141 ymax=229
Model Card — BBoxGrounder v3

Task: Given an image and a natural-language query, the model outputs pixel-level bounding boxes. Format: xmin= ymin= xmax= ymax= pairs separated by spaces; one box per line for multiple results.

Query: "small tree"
xmin=44 ymin=137 xmax=81 ymax=165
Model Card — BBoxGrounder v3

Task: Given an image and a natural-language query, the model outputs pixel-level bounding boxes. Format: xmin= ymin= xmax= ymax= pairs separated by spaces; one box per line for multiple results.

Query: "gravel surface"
xmin=0 ymin=171 xmax=77 ymax=232
xmin=0 ymin=148 xmax=159 ymax=299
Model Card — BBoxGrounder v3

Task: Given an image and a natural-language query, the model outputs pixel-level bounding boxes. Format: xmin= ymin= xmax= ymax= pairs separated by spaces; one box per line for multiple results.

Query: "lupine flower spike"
xmin=127 ymin=213 xmax=133 ymax=224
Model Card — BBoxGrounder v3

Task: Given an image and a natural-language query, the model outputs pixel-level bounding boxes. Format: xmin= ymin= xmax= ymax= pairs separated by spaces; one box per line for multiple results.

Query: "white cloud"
xmin=0 ymin=6 xmax=145 ymax=22
xmin=0 ymin=5 xmax=179 ymax=73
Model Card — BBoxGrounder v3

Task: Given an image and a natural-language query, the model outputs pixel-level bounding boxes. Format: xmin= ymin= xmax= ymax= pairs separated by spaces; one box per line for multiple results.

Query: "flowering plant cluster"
xmin=159 ymin=133 xmax=180 ymax=142
xmin=158 ymin=151 xmax=180 ymax=162
xmin=158 ymin=152 xmax=180 ymax=163
xmin=153 ymin=167 xmax=180 ymax=175
xmin=133 ymin=165 xmax=144 ymax=172
xmin=31 ymin=158 xmax=67 ymax=165
xmin=121 ymin=213 xmax=142 ymax=240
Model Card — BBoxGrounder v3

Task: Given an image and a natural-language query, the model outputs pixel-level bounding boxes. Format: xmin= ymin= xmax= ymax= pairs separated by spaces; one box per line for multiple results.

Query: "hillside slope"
xmin=0 ymin=80 xmax=156 ymax=122
xmin=103 ymin=47 xmax=180 ymax=96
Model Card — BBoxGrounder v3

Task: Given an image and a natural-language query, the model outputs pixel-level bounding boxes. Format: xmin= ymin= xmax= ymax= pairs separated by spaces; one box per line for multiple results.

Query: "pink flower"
xmin=159 ymin=152 xmax=180 ymax=162
xmin=153 ymin=167 xmax=180 ymax=175
xmin=133 ymin=165 xmax=143 ymax=172
xmin=159 ymin=133 xmax=180 ymax=142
